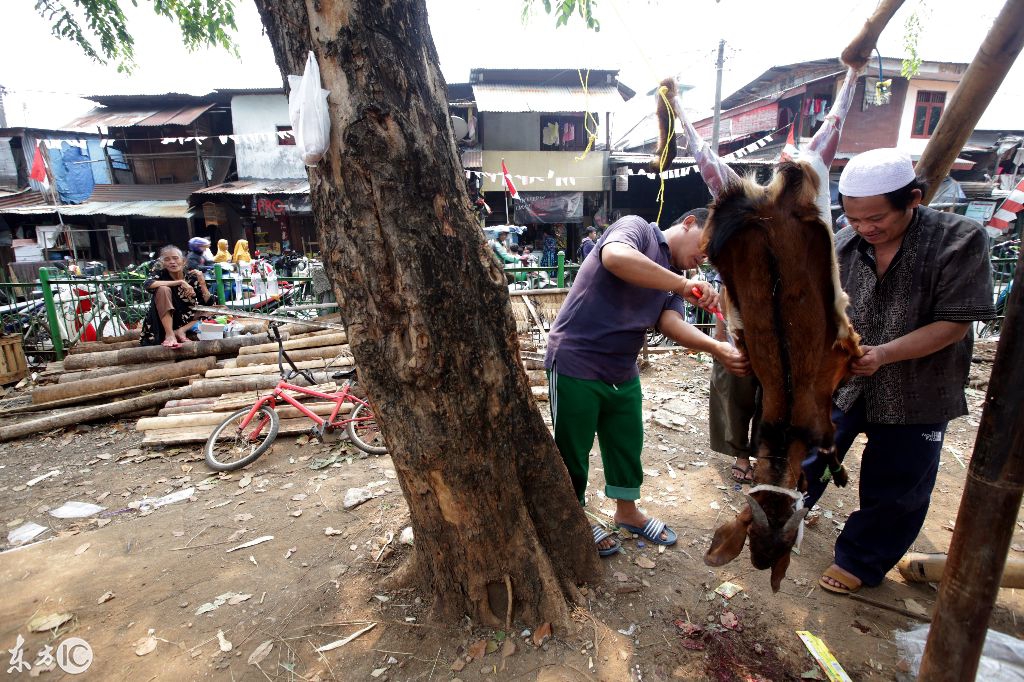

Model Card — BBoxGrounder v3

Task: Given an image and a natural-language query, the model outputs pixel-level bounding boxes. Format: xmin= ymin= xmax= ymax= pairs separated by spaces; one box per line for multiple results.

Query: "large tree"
xmin=247 ymin=0 xmax=601 ymax=626
xmin=39 ymin=0 xmax=602 ymax=628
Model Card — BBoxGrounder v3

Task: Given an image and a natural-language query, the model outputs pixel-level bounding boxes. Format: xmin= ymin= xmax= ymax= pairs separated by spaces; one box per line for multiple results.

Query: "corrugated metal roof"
xmin=461 ymin=149 xmax=483 ymax=168
xmin=65 ymin=103 xmax=216 ymax=128
xmin=0 ymin=200 xmax=193 ymax=218
xmin=192 ymin=179 xmax=310 ymax=196
xmin=88 ymin=183 xmax=203 ymax=202
xmin=0 ymin=189 xmax=49 ymax=210
xmin=472 ymin=84 xmax=625 ymax=113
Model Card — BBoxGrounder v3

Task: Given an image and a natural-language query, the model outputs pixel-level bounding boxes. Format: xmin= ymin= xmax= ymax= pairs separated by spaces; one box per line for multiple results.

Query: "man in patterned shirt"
xmin=803 ymin=148 xmax=995 ymax=595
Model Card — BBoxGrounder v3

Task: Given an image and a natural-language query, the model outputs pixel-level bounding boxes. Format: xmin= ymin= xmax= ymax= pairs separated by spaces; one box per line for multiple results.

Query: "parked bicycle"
xmin=204 ymin=322 xmax=385 ymax=471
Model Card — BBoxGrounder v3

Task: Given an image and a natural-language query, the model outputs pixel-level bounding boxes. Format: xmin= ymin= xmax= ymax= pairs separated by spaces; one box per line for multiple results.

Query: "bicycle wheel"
xmin=347 ymin=401 xmax=387 ymax=455
xmin=205 ymin=406 xmax=280 ymax=471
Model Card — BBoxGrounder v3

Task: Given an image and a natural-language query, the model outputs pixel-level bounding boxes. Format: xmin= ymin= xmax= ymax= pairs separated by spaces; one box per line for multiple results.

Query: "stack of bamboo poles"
xmin=0 ymin=316 xmax=354 ymax=443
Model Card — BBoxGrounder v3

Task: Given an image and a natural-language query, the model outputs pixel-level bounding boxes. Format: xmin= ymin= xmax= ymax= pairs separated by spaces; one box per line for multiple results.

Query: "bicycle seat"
xmin=331 ymin=368 xmax=356 ymax=379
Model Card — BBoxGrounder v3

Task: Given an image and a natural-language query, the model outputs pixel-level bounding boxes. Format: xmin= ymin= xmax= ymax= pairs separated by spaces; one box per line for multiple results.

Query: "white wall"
xmin=230 ymin=95 xmax=306 ymax=179
xmin=896 ymin=79 xmax=961 ymax=156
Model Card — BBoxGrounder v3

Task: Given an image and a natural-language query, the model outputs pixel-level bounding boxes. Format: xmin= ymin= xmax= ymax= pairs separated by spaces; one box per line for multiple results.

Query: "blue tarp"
xmin=46 ymin=143 xmax=96 ymax=204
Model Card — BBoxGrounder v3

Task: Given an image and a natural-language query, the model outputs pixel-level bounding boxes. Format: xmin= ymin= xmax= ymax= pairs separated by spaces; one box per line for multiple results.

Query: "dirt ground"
xmin=0 ymin=348 xmax=1018 ymax=681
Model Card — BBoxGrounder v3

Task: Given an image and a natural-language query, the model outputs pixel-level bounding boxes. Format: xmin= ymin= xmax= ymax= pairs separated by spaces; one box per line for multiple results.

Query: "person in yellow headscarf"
xmin=213 ymin=239 xmax=231 ymax=263
xmin=232 ymin=239 xmax=252 ymax=264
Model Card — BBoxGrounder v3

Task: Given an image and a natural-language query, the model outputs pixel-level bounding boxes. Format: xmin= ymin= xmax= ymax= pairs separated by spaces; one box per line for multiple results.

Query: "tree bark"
xmin=252 ymin=0 xmax=598 ymax=626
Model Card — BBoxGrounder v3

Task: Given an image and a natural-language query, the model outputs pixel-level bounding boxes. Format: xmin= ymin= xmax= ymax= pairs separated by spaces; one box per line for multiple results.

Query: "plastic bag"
xmin=288 ymin=51 xmax=331 ymax=167
xmin=896 ymin=624 xmax=1024 ymax=680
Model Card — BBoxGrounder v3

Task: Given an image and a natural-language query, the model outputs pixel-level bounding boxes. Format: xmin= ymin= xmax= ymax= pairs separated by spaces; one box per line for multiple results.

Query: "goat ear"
xmin=704 ymin=507 xmax=751 ymax=567
xmin=769 ymin=553 xmax=792 ymax=593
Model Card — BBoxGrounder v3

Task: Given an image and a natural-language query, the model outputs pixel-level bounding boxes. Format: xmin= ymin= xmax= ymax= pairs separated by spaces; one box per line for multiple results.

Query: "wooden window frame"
xmin=911 ymin=91 xmax=946 ymax=139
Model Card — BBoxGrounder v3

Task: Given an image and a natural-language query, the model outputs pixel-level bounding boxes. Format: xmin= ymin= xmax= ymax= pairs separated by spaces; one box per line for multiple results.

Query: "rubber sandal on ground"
xmin=617 ymin=518 xmax=677 ymax=546
xmin=730 ymin=464 xmax=754 ymax=484
xmin=818 ymin=565 xmax=861 ymax=595
xmin=592 ymin=524 xmax=621 ymax=557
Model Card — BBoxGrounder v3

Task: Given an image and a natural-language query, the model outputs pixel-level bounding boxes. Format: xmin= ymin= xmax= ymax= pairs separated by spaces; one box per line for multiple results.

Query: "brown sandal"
xmin=818 ymin=564 xmax=861 ymax=595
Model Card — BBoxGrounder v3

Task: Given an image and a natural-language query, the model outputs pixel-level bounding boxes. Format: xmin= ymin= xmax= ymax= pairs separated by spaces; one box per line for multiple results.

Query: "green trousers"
xmin=548 ymin=371 xmax=644 ymax=503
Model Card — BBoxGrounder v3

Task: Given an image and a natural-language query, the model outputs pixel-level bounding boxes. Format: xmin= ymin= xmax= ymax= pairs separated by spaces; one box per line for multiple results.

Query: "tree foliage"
xmin=522 ymin=0 xmax=600 ymax=31
xmin=34 ymin=0 xmax=238 ymax=73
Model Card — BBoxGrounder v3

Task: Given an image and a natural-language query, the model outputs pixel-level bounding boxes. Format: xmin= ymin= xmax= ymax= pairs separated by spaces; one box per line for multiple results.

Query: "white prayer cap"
xmin=838 ymin=148 xmax=916 ymax=197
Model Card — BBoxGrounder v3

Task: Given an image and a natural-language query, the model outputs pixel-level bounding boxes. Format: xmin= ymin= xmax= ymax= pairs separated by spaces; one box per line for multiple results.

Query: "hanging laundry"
xmin=467 ymin=111 xmax=477 ymax=141
xmin=543 ymin=122 xmax=559 ymax=146
xmin=563 ymin=122 xmax=575 ymax=143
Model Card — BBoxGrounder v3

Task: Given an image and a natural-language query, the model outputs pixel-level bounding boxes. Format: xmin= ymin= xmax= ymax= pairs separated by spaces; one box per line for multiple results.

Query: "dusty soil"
xmin=0 ymin=349 xmax=1018 ymax=682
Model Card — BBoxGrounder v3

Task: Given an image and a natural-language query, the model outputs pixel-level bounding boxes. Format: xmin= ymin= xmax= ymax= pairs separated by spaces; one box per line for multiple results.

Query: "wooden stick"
xmin=839 ymin=0 xmax=906 ymax=68
xmin=187 ymin=372 xmax=336 ymax=398
xmin=848 ymin=593 xmax=930 ymax=623
xmin=57 ymin=362 xmax=174 ymax=384
xmin=5 ymin=377 xmax=196 ymax=414
xmin=68 ymin=338 xmax=146 ymax=354
xmin=142 ymin=416 xmax=330 ymax=445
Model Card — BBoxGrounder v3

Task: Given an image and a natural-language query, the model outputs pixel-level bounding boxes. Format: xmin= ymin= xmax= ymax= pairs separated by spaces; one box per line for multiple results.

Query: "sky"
xmin=0 ymin=0 xmax=1020 ymax=142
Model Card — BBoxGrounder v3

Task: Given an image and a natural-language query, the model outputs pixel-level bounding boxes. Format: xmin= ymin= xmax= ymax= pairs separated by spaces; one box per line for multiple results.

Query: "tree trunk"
xmin=252 ymin=0 xmax=598 ymax=626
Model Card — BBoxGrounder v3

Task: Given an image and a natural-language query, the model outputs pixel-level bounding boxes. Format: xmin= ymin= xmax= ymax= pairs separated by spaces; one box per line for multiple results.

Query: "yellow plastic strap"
xmin=654 ymin=85 xmax=676 ymax=224
xmin=796 ymin=631 xmax=852 ymax=682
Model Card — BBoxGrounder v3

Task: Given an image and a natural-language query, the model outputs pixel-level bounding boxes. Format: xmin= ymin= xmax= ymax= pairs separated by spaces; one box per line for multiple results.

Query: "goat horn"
xmin=745 ymin=494 xmax=769 ymax=529
xmin=782 ymin=507 xmax=810 ymax=538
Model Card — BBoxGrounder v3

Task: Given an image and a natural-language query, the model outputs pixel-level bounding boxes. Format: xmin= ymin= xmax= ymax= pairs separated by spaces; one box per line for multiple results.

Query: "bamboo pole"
xmin=916 ymin=0 xmax=1024 ymax=203
xmin=63 ymin=333 xmax=278 ymax=370
xmin=237 ymin=332 xmax=348 ymax=356
xmin=0 ymin=385 xmax=193 ymax=442
xmin=918 ymin=247 xmax=1024 ymax=680
xmin=187 ymin=371 xmax=336 ymax=398
xmin=58 ymin=363 xmax=172 ymax=383
xmin=235 ymin=344 xmax=350 ymax=367
xmin=33 ymin=357 xmax=215 ymax=405
xmin=137 ymin=401 xmax=352 ymax=431
xmin=203 ymin=357 xmax=353 ymax=379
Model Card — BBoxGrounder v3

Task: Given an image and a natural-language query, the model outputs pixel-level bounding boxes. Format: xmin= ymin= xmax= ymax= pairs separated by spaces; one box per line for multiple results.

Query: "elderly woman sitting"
xmin=139 ymin=245 xmax=216 ymax=348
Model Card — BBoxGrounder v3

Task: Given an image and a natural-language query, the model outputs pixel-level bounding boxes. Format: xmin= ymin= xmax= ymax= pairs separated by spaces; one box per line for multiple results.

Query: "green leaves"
xmin=521 ymin=0 xmax=601 ymax=32
xmin=32 ymin=0 xmax=239 ymax=73
xmin=901 ymin=4 xmax=927 ymax=80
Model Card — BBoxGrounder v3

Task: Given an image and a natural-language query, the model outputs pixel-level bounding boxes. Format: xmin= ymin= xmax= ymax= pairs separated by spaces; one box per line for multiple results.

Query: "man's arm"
xmin=602 ymin=243 xmax=718 ymax=308
xmin=658 ymin=309 xmax=750 ymax=376
xmin=850 ymin=321 xmax=970 ymax=376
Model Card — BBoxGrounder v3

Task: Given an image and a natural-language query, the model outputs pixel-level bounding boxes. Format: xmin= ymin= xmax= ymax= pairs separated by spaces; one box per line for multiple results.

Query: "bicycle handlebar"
xmin=268 ymin=321 xmax=317 ymax=384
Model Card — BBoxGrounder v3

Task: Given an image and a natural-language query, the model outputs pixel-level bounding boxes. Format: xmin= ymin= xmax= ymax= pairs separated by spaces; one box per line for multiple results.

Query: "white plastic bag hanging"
xmin=288 ymin=51 xmax=331 ymax=167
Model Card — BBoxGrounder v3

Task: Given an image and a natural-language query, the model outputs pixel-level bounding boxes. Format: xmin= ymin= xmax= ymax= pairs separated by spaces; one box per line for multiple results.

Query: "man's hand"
xmin=678 ymin=279 xmax=720 ymax=311
xmin=713 ymin=341 xmax=751 ymax=376
xmin=851 ymin=345 xmax=887 ymax=376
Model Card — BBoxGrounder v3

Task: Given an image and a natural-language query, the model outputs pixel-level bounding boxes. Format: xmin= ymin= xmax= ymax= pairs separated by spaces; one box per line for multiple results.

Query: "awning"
xmin=0 ymin=189 xmax=49 ymax=212
xmin=193 ymin=179 xmax=310 ymax=196
xmin=0 ymin=200 xmax=193 ymax=219
xmin=461 ymin=149 xmax=483 ymax=169
xmin=88 ymin=183 xmax=202 ymax=202
xmin=65 ymin=103 xmax=216 ymax=128
xmin=472 ymin=84 xmax=625 ymax=113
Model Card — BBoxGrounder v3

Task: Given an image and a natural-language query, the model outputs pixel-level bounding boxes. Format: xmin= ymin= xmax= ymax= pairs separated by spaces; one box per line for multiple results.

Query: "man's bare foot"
xmin=161 ymin=337 xmax=182 ymax=349
xmin=613 ymin=501 xmax=672 ymax=543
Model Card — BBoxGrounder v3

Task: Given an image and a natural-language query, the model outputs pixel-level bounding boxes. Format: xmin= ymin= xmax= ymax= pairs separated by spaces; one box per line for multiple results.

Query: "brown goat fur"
xmin=701 ymin=160 xmax=861 ymax=591
xmin=647 ymin=78 xmax=679 ymax=173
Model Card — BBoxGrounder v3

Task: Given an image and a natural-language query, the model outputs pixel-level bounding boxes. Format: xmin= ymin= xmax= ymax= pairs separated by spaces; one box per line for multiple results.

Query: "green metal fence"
xmin=978 ymin=256 xmax=1017 ymax=338
xmin=8 ymin=267 xmax=332 ymax=362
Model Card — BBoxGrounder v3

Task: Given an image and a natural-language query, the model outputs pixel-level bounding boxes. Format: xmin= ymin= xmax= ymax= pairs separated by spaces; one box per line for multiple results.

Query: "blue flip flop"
xmin=617 ymin=518 xmax=677 ymax=546
xmin=592 ymin=524 xmax=622 ymax=557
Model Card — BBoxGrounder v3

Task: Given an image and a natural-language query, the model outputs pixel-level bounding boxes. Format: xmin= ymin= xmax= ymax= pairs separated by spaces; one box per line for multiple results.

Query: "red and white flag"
xmin=778 ymin=123 xmax=798 ymax=162
xmin=29 ymin=143 xmax=49 ymax=188
xmin=988 ymin=176 xmax=1024 ymax=231
xmin=501 ymin=159 xmax=519 ymax=200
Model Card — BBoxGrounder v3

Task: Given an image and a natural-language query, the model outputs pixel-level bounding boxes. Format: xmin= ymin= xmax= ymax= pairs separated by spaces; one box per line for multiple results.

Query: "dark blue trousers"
xmin=803 ymin=399 xmax=947 ymax=587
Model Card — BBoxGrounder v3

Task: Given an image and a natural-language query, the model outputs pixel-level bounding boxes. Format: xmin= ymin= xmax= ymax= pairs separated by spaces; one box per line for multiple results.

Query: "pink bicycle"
xmin=204 ymin=323 xmax=386 ymax=471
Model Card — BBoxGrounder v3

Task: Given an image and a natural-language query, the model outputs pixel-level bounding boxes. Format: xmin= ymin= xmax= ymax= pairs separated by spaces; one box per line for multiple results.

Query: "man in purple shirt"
xmin=545 ymin=209 xmax=750 ymax=555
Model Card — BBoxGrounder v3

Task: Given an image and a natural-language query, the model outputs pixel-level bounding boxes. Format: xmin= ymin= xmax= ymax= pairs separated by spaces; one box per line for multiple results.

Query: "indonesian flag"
xmin=988 ymin=176 xmax=1024 ymax=231
xmin=501 ymin=159 xmax=519 ymax=200
xmin=778 ymin=123 xmax=798 ymax=162
xmin=29 ymin=143 xmax=49 ymax=188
